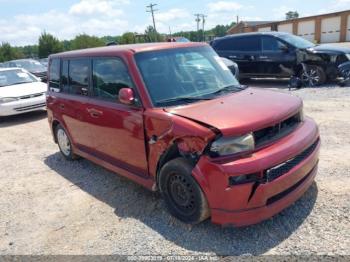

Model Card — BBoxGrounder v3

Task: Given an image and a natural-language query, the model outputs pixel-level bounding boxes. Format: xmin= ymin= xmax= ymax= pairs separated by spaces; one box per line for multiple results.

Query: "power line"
xmin=146 ymin=3 xmax=158 ymax=33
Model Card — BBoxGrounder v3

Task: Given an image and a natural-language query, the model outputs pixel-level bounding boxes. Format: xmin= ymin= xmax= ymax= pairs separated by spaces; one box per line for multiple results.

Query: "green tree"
xmin=38 ymin=32 xmax=63 ymax=58
xmin=119 ymin=32 xmax=136 ymax=44
xmin=70 ymin=34 xmax=105 ymax=50
xmin=145 ymin=26 xmax=162 ymax=42
xmin=0 ymin=42 xmax=24 ymax=62
xmin=285 ymin=11 xmax=299 ymax=20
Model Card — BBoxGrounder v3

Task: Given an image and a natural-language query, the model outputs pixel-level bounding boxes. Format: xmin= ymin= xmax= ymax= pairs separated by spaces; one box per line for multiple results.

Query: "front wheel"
xmin=299 ymin=65 xmax=326 ymax=86
xmin=159 ymin=158 xmax=210 ymax=224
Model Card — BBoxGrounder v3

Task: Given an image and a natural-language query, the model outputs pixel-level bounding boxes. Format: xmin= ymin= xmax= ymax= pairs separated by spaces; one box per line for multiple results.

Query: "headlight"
xmin=210 ymin=133 xmax=255 ymax=157
xmin=345 ymin=54 xmax=350 ymax=61
xmin=0 ymin=97 xmax=18 ymax=104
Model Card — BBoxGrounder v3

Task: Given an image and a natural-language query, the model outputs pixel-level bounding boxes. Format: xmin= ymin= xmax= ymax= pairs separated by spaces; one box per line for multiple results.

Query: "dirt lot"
xmin=0 ymin=81 xmax=349 ymax=256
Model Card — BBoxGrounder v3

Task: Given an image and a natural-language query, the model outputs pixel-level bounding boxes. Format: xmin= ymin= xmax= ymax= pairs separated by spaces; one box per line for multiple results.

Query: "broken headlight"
xmin=210 ymin=133 xmax=255 ymax=157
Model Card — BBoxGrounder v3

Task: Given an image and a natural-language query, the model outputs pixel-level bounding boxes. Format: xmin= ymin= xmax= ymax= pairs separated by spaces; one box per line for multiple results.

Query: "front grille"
xmin=264 ymin=138 xmax=319 ymax=182
xmin=266 ymin=166 xmax=315 ymax=205
xmin=19 ymin=93 xmax=45 ymax=100
xmin=14 ymin=102 xmax=46 ymax=111
xmin=254 ymin=112 xmax=302 ymax=148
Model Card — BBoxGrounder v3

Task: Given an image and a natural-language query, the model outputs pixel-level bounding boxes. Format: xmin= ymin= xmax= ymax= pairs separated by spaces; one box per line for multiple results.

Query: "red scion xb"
xmin=46 ymin=42 xmax=320 ymax=226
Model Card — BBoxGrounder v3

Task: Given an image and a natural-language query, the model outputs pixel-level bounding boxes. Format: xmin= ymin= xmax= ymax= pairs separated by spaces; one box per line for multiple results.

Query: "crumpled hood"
xmin=165 ymin=88 xmax=302 ymax=136
xmin=0 ymin=81 xmax=47 ymax=98
xmin=308 ymin=44 xmax=350 ymax=55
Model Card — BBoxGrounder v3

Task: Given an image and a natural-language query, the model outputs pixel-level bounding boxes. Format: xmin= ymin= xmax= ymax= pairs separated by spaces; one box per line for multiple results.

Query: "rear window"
xmin=214 ymin=36 xmax=261 ymax=52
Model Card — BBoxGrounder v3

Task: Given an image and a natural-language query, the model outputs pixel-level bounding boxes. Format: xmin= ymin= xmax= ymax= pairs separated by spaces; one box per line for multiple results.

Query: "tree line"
xmin=0 ymin=22 xmax=235 ymax=62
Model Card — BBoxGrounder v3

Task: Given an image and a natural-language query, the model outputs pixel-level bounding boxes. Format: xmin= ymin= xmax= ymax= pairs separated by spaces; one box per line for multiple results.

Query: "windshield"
xmin=279 ymin=34 xmax=315 ymax=49
xmin=12 ymin=60 xmax=46 ymax=73
xmin=135 ymin=46 xmax=241 ymax=107
xmin=0 ymin=69 xmax=38 ymax=87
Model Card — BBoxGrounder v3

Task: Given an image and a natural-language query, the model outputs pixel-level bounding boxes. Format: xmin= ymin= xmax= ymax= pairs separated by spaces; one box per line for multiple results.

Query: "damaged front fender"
xmin=144 ymin=109 xmax=217 ymax=180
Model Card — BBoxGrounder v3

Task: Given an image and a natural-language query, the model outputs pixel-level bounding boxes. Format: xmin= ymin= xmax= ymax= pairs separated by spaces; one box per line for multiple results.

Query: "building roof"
xmin=227 ymin=21 xmax=276 ymax=33
xmin=50 ymin=42 xmax=207 ymax=58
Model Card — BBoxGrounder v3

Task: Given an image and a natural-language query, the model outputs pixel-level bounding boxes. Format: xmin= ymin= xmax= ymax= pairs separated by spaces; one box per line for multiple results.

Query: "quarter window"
xmin=49 ymin=58 xmax=60 ymax=89
xmin=61 ymin=60 xmax=69 ymax=92
xmin=92 ymin=58 xmax=133 ymax=102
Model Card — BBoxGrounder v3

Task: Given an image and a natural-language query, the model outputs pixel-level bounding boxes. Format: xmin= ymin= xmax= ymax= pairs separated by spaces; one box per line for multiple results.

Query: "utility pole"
xmin=146 ymin=3 xmax=158 ymax=33
xmin=194 ymin=14 xmax=201 ymax=41
xmin=200 ymin=14 xmax=207 ymax=42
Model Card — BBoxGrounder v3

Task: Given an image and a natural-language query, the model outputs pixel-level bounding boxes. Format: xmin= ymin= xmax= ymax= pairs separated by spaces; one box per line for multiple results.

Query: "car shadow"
xmin=0 ymin=110 xmax=47 ymax=128
xmin=44 ymin=152 xmax=318 ymax=255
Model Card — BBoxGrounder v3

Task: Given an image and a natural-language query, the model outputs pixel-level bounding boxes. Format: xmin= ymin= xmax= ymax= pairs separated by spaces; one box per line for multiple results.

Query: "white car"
xmin=0 ymin=68 xmax=47 ymax=116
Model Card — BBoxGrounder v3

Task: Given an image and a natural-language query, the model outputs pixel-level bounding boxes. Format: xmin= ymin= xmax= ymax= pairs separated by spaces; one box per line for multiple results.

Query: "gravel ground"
xmin=0 ymin=82 xmax=349 ymax=255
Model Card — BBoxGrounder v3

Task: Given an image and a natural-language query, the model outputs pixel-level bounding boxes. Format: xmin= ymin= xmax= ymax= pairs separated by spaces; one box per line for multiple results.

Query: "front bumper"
xmin=0 ymin=95 xmax=46 ymax=116
xmin=192 ymin=117 xmax=320 ymax=227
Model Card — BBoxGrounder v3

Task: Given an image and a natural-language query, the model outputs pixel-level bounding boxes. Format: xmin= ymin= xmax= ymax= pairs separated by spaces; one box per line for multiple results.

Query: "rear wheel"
xmin=55 ymin=124 xmax=78 ymax=160
xmin=159 ymin=158 xmax=210 ymax=224
xmin=299 ymin=65 xmax=326 ymax=86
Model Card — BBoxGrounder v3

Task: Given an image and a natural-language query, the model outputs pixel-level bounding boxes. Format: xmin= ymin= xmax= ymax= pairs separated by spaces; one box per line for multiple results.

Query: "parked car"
xmin=0 ymin=68 xmax=47 ymax=116
xmin=3 ymin=59 xmax=47 ymax=82
xmin=220 ymin=57 xmax=239 ymax=79
xmin=210 ymin=32 xmax=350 ymax=85
xmin=38 ymin=58 xmax=49 ymax=68
xmin=47 ymin=42 xmax=320 ymax=226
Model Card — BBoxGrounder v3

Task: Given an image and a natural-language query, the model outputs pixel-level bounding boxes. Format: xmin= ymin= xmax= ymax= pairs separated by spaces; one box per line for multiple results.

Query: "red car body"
xmin=47 ymin=42 xmax=320 ymax=226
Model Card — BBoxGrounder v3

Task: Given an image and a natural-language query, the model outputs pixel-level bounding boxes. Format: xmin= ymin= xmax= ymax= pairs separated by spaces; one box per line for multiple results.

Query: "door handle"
xmin=228 ymin=55 xmax=237 ymax=59
xmin=87 ymin=108 xmax=103 ymax=118
xmin=59 ymin=104 xmax=65 ymax=110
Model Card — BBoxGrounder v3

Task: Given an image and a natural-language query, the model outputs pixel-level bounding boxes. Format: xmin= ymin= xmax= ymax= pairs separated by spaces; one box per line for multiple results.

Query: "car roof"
xmin=0 ymin=67 xmax=24 ymax=72
xmin=50 ymin=42 xmax=207 ymax=59
xmin=6 ymin=59 xmax=38 ymax=62
xmin=216 ymin=31 xmax=290 ymax=40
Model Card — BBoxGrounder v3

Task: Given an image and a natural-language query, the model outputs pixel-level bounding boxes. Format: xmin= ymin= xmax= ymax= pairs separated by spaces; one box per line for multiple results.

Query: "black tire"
xmin=159 ymin=158 xmax=210 ymax=224
xmin=55 ymin=124 xmax=78 ymax=161
xmin=299 ymin=65 xmax=326 ymax=86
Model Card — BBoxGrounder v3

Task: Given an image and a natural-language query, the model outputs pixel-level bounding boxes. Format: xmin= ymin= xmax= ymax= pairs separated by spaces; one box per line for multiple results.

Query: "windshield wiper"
xmin=10 ymin=81 xmax=31 ymax=86
xmin=208 ymin=84 xmax=247 ymax=96
xmin=156 ymin=96 xmax=212 ymax=106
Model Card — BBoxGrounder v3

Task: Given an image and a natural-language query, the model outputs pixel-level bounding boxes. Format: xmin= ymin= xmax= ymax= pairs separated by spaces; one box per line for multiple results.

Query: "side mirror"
xmin=279 ymin=45 xmax=289 ymax=52
xmin=118 ymin=88 xmax=135 ymax=105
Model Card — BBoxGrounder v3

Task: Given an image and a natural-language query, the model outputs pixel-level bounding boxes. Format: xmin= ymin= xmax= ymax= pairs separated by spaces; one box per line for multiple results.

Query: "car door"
xmin=261 ymin=36 xmax=296 ymax=77
xmin=55 ymin=58 xmax=95 ymax=150
xmin=214 ymin=36 xmax=263 ymax=76
xmin=84 ymin=57 xmax=149 ymax=177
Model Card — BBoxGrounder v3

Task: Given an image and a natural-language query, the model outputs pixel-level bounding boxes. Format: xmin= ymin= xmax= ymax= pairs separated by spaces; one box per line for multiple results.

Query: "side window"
xmin=69 ymin=59 xmax=89 ymax=96
xmin=49 ymin=58 xmax=60 ymax=89
xmin=92 ymin=58 xmax=133 ymax=102
xmin=234 ymin=37 xmax=261 ymax=52
xmin=262 ymin=37 xmax=286 ymax=52
xmin=215 ymin=37 xmax=261 ymax=52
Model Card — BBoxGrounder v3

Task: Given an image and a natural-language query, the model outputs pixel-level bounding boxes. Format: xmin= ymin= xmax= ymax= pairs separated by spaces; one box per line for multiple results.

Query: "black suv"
xmin=211 ymin=32 xmax=350 ymax=85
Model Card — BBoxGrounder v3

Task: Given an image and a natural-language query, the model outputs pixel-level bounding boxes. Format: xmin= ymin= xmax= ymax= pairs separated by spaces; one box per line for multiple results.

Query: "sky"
xmin=0 ymin=0 xmax=349 ymax=46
